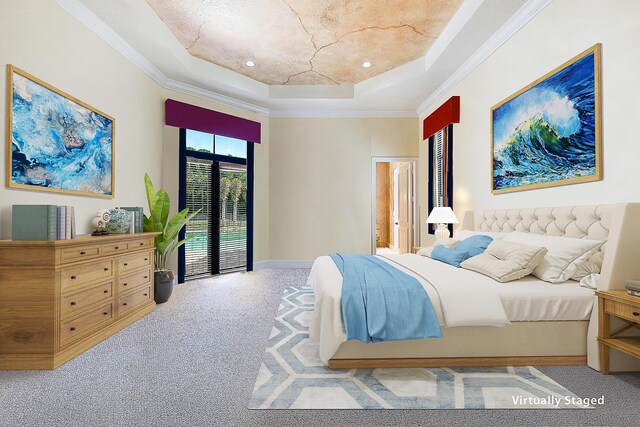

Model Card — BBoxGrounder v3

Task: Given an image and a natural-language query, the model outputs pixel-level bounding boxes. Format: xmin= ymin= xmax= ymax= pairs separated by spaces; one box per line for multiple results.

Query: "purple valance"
xmin=165 ymin=99 xmax=261 ymax=143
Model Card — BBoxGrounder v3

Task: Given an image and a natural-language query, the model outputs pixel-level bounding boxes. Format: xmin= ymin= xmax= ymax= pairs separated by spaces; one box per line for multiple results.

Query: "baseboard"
xmin=253 ymin=260 xmax=314 ymax=270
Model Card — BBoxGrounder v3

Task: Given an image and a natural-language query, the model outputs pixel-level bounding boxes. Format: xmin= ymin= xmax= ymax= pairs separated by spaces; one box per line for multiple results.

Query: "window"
xmin=186 ymin=130 xmax=246 ymax=159
xmin=428 ymin=125 xmax=453 ymax=232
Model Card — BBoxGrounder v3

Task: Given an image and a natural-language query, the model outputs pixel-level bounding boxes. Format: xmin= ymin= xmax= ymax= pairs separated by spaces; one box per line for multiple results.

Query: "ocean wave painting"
xmin=491 ymin=44 xmax=601 ymax=194
xmin=8 ymin=66 xmax=114 ymax=197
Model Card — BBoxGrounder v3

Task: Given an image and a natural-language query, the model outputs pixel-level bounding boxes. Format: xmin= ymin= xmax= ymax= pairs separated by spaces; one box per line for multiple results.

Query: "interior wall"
xmin=161 ymin=90 xmax=270 ymax=270
xmin=419 ymin=0 xmax=640 ymax=242
xmin=269 ymin=117 xmax=418 ymax=260
xmin=0 ymin=0 xmax=163 ymax=239
xmin=375 ymin=162 xmax=389 ymax=247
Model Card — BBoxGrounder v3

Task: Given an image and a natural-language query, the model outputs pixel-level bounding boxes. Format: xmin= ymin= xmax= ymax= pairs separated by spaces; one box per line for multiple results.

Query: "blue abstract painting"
xmin=8 ymin=66 xmax=114 ymax=197
xmin=491 ymin=45 xmax=601 ymax=193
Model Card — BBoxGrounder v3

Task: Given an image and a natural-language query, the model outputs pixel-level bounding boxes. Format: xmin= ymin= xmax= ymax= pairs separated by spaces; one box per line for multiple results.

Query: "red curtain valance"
xmin=165 ymin=99 xmax=261 ymax=143
xmin=422 ymin=96 xmax=460 ymax=140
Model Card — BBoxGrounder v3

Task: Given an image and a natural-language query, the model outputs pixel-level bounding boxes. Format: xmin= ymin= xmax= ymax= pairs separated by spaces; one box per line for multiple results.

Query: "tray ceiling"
xmin=145 ymin=0 xmax=463 ymax=85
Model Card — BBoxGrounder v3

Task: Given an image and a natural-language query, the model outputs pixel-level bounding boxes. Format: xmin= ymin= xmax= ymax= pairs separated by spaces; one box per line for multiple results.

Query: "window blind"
xmin=184 ymin=157 xmax=213 ymax=278
xmin=219 ymin=162 xmax=247 ymax=271
xmin=433 ymin=129 xmax=445 ymax=208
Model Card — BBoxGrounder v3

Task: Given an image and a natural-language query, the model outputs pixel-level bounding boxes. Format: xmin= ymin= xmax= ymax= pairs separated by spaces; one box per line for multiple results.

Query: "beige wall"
xmin=269 ymin=117 xmax=418 ymax=260
xmin=419 ymin=0 xmax=640 ymax=243
xmin=0 ymin=0 xmax=163 ymax=238
xmin=160 ymin=89 xmax=270 ymax=269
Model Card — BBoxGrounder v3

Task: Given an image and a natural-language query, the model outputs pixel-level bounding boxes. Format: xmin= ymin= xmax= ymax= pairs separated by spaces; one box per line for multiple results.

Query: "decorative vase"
xmin=106 ymin=209 xmax=133 ymax=234
xmin=154 ymin=270 xmax=175 ymax=304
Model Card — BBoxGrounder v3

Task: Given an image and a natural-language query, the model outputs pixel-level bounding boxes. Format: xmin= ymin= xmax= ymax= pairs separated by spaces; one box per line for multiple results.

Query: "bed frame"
xmin=329 ymin=203 xmax=640 ymax=372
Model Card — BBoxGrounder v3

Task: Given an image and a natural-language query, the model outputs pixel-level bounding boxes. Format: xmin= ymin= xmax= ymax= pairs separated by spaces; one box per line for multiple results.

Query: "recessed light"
xmin=362 ymin=61 xmax=372 ymax=68
xmin=245 ymin=60 xmax=255 ymax=67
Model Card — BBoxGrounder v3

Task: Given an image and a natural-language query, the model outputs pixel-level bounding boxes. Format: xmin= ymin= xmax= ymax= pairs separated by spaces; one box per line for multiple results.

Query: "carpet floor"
xmin=0 ymin=269 xmax=638 ymax=426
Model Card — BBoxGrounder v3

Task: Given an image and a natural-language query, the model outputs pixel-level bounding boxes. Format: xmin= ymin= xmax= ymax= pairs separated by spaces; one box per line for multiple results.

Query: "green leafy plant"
xmin=143 ymin=173 xmax=200 ymax=271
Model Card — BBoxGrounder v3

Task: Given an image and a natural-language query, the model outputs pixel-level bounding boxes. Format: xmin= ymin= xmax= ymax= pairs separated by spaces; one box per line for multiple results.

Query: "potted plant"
xmin=143 ymin=173 xmax=200 ymax=303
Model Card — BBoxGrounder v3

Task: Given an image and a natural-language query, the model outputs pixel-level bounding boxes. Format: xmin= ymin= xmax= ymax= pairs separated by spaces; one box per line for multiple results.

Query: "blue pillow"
xmin=455 ymin=235 xmax=493 ymax=257
xmin=431 ymin=246 xmax=470 ymax=268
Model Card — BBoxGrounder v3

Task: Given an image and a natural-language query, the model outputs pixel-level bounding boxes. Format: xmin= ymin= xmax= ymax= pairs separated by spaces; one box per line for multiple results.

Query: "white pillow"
xmin=417 ymin=238 xmax=459 ymax=258
xmin=503 ymin=232 xmax=603 ymax=283
xmin=571 ymin=261 xmax=601 ymax=281
xmin=455 ymin=230 xmax=508 ymax=241
xmin=460 ymin=240 xmax=547 ymax=283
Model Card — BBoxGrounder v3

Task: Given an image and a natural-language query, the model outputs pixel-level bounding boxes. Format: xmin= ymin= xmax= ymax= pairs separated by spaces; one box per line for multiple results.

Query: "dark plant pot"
xmin=154 ymin=270 xmax=175 ymax=304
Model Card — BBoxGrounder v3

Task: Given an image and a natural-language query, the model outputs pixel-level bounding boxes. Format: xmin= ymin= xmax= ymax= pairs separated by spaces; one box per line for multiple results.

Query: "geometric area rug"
xmin=249 ymin=286 xmax=591 ymax=409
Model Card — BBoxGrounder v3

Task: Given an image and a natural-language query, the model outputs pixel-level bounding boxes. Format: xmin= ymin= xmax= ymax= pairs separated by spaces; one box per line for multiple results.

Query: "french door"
xmin=178 ymin=129 xmax=253 ymax=282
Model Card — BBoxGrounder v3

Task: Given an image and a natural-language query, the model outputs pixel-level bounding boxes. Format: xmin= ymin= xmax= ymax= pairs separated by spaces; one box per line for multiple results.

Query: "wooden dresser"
xmin=0 ymin=232 xmax=160 ymax=370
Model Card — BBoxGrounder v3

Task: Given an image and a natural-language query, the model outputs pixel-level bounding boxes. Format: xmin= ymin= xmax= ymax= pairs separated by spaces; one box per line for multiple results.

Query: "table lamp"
xmin=426 ymin=207 xmax=459 ymax=239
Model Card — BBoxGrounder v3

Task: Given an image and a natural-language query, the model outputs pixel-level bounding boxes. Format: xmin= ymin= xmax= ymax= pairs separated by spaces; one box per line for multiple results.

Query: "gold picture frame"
xmin=6 ymin=65 xmax=115 ymax=198
xmin=490 ymin=44 xmax=602 ymax=194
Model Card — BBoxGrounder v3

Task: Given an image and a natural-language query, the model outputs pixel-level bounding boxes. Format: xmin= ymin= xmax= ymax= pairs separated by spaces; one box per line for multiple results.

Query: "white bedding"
xmin=308 ymin=253 xmax=595 ymax=364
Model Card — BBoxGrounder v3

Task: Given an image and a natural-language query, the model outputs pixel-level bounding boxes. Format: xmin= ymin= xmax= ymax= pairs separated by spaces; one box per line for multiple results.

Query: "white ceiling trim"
xmin=269 ymin=110 xmax=417 ymax=118
xmin=164 ymin=80 xmax=271 ymax=116
xmin=415 ymin=0 xmax=552 ymax=117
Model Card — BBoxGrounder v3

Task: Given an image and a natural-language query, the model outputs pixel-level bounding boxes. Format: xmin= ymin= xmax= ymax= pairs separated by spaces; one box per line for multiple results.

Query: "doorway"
xmin=178 ymin=129 xmax=254 ymax=282
xmin=372 ymin=158 xmax=418 ymax=255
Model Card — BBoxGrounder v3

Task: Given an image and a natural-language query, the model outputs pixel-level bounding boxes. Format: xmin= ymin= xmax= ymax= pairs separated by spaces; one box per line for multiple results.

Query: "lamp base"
xmin=434 ymin=224 xmax=450 ymax=240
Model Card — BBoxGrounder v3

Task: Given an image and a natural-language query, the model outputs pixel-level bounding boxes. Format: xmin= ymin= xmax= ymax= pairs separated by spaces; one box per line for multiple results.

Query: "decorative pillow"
xmin=431 ymin=246 xmax=470 ymax=268
xmin=455 ymin=230 xmax=508 ymax=241
xmin=454 ymin=235 xmax=494 ymax=257
xmin=579 ymin=273 xmax=599 ymax=290
xmin=503 ymin=232 xmax=603 ymax=283
xmin=571 ymin=261 xmax=601 ymax=281
xmin=417 ymin=238 xmax=460 ymax=258
xmin=461 ymin=240 xmax=548 ymax=282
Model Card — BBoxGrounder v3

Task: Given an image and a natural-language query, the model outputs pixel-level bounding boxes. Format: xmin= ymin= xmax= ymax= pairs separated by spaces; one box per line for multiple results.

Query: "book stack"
xmin=12 ymin=205 xmax=76 ymax=241
xmin=120 ymin=207 xmax=144 ymax=233
xmin=625 ymin=279 xmax=640 ymax=297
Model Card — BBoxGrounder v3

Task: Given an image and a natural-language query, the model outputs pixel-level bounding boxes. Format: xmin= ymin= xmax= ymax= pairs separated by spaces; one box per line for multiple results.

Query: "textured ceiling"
xmin=145 ymin=0 xmax=463 ymax=85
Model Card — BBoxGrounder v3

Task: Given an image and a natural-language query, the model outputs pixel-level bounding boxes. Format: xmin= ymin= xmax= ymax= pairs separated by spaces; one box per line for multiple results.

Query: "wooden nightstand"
xmin=596 ymin=290 xmax=640 ymax=374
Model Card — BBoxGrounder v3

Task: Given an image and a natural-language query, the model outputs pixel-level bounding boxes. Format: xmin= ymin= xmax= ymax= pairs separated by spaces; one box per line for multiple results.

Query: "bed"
xmin=308 ymin=203 xmax=640 ymax=372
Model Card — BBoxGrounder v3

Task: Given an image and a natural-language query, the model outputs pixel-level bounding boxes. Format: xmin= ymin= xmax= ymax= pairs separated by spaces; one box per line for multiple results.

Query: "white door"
xmin=393 ymin=168 xmax=399 ymax=251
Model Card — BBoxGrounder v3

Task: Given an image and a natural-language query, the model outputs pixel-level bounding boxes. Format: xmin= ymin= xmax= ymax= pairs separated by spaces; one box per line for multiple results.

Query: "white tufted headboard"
xmin=460 ymin=203 xmax=640 ymax=372
xmin=462 ymin=205 xmax=612 ymax=254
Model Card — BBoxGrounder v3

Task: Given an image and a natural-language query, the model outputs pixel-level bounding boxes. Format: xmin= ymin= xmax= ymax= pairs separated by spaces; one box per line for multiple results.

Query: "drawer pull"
xmin=139 ymin=242 xmax=144 ymax=246
xmin=80 ymin=251 xmax=86 ymax=255
xmin=115 ymin=246 xmax=120 ymax=250
xmin=123 ymin=283 xmax=128 ymax=287
xmin=633 ymin=312 xmax=640 ymax=316
xmin=70 ymin=327 xmax=76 ymax=331
xmin=71 ymin=275 xmax=77 ymax=280
xmin=124 ymin=263 xmax=129 ymax=266
xmin=143 ymin=293 xmax=148 ymax=296
xmin=123 ymin=302 xmax=128 ymax=306
xmin=144 ymin=276 xmax=148 ymax=279
xmin=104 ymin=267 xmax=109 ymax=271
xmin=70 ymin=301 xmax=76 ymax=306
xmin=104 ymin=289 xmax=109 ymax=294
xmin=103 ymin=312 xmax=109 ymax=316
xmin=144 ymin=258 xmax=149 ymax=261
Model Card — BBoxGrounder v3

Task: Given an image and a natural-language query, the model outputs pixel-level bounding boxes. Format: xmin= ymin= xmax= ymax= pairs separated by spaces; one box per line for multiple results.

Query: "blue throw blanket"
xmin=330 ymin=253 xmax=442 ymax=343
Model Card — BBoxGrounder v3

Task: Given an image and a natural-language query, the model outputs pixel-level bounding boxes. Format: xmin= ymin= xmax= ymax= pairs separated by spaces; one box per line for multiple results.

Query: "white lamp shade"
xmin=426 ymin=207 xmax=459 ymax=224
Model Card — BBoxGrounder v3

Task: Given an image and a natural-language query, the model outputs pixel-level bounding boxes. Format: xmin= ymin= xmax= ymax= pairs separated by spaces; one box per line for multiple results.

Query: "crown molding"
xmin=164 ymin=80 xmax=271 ymax=116
xmin=53 ymin=0 xmax=271 ymax=116
xmin=415 ymin=0 xmax=552 ymax=117
xmin=269 ymin=109 xmax=417 ymax=118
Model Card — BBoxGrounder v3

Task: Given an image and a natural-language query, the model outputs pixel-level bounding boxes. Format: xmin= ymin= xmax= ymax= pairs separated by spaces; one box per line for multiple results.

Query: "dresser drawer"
xmin=119 ymin=251 xmax=152 ymax=273
xmin=102 ymin=242 xmax=129 ymax=255
xmin=62 ymin=281 xmax=113 ymax=315
xmin=605 ymin=299 xmax=640 ymax=323
xmin=119 ymin=286 xmax=152 ymax=317
xmin=61 ymin=260 xmax=114 ymax=289
xmin=119 ymin=268 xmax=152 ymax=293
xmin=130 ymin=238 xmax=153 ymax=250
xmin=60 ymin=303 xmax=113 ymax=347
xmin=61 ymin=245 xmax=101 ymax=263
